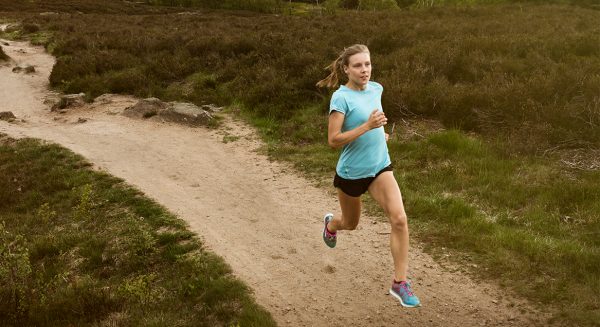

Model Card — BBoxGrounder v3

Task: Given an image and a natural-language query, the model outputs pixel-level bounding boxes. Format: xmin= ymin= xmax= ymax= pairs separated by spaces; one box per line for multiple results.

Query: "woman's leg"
xmin=327 ymin=189 xmax=362 ymax=233
xmin=368 ymin=171 xmax=409 ymax=281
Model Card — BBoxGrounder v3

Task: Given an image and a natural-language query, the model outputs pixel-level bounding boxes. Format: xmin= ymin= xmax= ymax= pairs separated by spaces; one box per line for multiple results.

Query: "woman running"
xmin=317 ymin=44 xmax=420 ymax=308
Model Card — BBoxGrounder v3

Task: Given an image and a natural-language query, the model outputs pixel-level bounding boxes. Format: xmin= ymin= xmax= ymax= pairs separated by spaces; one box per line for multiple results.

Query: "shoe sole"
xmin=322 ymin=214 xmax=335 ymax=248
xmin=389 ymin=288 xmax=421 ymax=308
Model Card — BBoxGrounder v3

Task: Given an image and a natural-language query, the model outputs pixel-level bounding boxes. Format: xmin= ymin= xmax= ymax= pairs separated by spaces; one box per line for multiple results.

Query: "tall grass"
xmin=145 ymin=0 xmax=283 ymax=12
xmin=4 ymin=4 xmax=597 ymax=154
xmin=0 ymin=135 xmax=276 ymax=326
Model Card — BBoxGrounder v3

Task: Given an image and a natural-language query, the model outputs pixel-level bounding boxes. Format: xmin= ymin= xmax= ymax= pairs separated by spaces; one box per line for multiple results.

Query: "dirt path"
xmin=0 ymin=39 xmax=550 ymax=326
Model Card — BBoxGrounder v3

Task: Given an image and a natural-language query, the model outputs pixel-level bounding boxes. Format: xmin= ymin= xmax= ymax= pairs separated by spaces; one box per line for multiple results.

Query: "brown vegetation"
xmin=2 ymin=3 xmax=597 ymax=155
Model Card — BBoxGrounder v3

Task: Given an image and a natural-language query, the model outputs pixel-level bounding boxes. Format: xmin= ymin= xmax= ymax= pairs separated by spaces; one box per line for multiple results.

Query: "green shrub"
xmin=145 ymin=0 xmax=283 ymax=12
xmin=0 ymin=223 xmax=32 ymax=321
xmin=21 ymin=23 xmax=40 ymax=34
xmin=23 ymin=4 xmax=600 ymax=154
xmin=323 ymin=0 xmax=341 ymax=12
xmin=359 ymin=0 xmax=399 ymax=9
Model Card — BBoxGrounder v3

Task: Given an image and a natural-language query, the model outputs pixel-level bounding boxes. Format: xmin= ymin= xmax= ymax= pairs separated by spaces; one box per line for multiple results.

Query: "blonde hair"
xmin=316 ymin=44 xmax=370 ymax=89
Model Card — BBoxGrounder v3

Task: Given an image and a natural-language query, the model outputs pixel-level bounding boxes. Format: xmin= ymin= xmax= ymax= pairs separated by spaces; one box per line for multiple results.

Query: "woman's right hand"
xmin=367 ymin=109 xmax=387 ymax=130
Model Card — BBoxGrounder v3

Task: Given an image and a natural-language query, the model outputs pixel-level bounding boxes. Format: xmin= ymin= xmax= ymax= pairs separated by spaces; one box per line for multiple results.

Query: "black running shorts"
xmin=333 ymin=165 xmax=393 ymax=197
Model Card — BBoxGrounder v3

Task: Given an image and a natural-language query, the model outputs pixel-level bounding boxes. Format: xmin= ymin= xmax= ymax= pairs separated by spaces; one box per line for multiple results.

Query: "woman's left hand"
xmin=385 ymin=133 xmax=389 ymax=142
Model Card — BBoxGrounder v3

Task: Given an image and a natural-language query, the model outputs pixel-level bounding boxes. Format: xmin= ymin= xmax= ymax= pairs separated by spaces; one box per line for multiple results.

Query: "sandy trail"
xmin=0 ymin=39 xmax=549 ymax=326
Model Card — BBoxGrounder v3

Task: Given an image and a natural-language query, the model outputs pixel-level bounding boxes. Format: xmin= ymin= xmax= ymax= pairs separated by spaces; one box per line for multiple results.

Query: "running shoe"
xmin=389 ymin=280 xmax=421 ymax=308
xmin=322 ymin=213 xmax=336 ymax=248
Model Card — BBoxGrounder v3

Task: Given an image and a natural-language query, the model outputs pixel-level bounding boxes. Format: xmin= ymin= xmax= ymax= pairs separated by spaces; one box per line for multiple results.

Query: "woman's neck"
xmin=345 ymin=81 xmax=367 ymax=91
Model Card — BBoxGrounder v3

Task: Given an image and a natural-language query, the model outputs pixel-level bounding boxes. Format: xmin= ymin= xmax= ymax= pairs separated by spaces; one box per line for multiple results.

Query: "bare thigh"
xmin=367 ymin=171 xmax=406 ymax=219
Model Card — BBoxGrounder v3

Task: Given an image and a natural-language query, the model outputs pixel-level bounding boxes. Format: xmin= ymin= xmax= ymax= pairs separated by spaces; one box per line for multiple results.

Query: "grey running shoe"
xmin=322 ymin=213 xmax=336 ymax=248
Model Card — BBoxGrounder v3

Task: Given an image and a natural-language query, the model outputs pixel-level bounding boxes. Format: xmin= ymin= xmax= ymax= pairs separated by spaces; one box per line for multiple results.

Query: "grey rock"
xmin=0 ymin=111 xmax=16 ymax=121
xmin=123 ymin=97 xmax=167 ymax=119
xmin=51 ymin=93 xmax=86 ymax=111
xmin=160 ymin=102 xmax=214 ymax=126
xmin=93 ymin=93 xmax=117 ymax=104
xmin=123 ymin=98 xmax=214 ymax=127
xmin=12 ymin=65 xmax=35 ymax=74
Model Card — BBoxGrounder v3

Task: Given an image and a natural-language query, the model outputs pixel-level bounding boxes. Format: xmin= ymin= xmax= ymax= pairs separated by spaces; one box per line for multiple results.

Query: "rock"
xmin=2 ymin=24 xmax=20 ymax=33
xmin=200 ymin=104 xmax=223 ymax=112
xmin=123 ymin=97 xmax=166 ymax=119
xmin=160 ymin=102 xmax=213 ymax=126
xmin=39 ymin=12 xmax=59 ymax=16
xmin=2 ymin=42 xmax=8 ymax=46
xmin=93 ymin=93 xmax=117 ymax=104
xmin=12 ymin=65 xmax=35 ymax=74
xmin=0 ymin=111 xmax=16 ymax=121
xmin=51 ymin=93 xmax=86 ymax=111
xmin=123 ymin=98 xmax=215 ymax=127
xmin=43 ymin=94 xmax=61 ymax=108
xmin=77 ymin=118 xmax=87 ymax=123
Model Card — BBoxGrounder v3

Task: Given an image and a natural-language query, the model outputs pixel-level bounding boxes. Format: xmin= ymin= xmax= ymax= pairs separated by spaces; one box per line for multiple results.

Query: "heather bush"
xmin=145 ymin=0 xmax=283 ymax=12
xmin=6 ymin=3 xmax=599 ymax=154
xmin=359 ymin=0 xmax=399 ymax=9
xmin=31 ymin=5 xmax=600 ymax=153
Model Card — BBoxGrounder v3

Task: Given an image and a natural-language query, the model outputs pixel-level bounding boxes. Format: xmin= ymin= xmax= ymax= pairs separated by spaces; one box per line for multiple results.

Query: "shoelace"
xmin=399 ymin=282 xmax=414 ymax=296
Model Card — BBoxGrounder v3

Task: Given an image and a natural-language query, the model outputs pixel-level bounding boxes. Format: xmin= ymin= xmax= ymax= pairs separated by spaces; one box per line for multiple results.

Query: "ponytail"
xmin=316 ymin=44 xmax=370 ymax=89
xmin=316 ymin=55 xmax=344 ymax=89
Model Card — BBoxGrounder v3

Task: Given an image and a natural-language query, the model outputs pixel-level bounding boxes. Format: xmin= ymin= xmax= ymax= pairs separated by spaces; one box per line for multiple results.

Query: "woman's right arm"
xmin=328 ymin=109 xmax=387 ymax=149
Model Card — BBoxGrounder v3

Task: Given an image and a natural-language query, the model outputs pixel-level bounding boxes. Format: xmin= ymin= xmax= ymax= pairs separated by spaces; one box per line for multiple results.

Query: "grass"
xmin=0 ymin=134 xmax=276 ymax=326
xmin=254 ymin=106 xmax=600 ymax=326
xmin=1 ymin=1 xmax=599 ymax=325
xmin=2 ymin=3 xmax=596 ymax=155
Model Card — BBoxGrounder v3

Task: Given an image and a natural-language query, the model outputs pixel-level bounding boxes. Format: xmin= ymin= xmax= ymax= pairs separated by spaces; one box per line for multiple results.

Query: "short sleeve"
xmin=329 ymin=91 xmax=347 ymax=115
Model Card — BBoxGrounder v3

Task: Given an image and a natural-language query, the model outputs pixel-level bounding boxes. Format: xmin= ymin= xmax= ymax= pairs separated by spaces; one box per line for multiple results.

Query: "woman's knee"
xmin=389 ymin=212 xmax=408 ymax=231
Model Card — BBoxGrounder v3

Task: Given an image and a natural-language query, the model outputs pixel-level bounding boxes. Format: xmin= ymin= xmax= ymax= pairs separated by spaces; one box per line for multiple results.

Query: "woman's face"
xmin=344 ymin=52 xmax=371 ymax=90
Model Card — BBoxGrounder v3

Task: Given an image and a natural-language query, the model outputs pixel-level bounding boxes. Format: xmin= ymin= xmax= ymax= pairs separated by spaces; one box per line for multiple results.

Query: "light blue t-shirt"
xmin=329 ymin=81 xmax=391 ymax=180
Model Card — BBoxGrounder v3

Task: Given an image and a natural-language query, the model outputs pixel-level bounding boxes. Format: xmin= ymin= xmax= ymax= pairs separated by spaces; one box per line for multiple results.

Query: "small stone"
xmin=492 ymin=300 xmax=498 ymax=304
xmin=77 ymin=117 xmax=87 ymax=123
xmin=0 ymin=111 xmax=16 ymax=121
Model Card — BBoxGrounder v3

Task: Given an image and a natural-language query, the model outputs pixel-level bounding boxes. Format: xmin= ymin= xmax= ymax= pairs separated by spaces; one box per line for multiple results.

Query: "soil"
xmin=0 ymin=38 xmax=551 ymax=327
